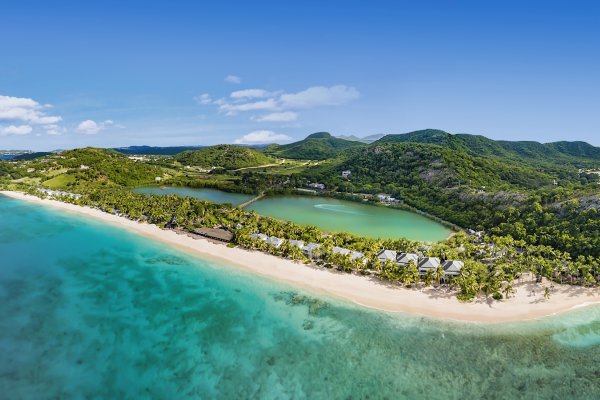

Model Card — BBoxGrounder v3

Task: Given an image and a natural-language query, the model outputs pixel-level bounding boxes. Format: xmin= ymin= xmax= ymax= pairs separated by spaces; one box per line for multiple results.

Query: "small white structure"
xmin=417 ymin=257 xmax=441 ymax=275
xmin=441 ymin=260 xmax=463 ymax=276
xmin=249 ymin=233 xmax=269 ymax=242
xmin=289 ymin=239 xmax=304 ymax=249
xmin=155 ymin=176 xmax=162 ymax=183
xmin=308 ymin=182 xmax=326 ymax=190
xmin=267 ymin=236 xmax=285 ymax=248
xmin=377 ymin=193 xmax=398 ymax=204
xmin=342 ymin=170 xmax=352 ymax=179
xmin=302 ymin=243 xmax=321 ymax=258
xmin=377 ymin=250 xmax=397 ymax=264
xmin=396 ymin=252 xmax=419 ymax=266
xmin=80 ymin=165 xmax=90 ymax=170
xmin=333 ymin=246 xmax=351 ymax=256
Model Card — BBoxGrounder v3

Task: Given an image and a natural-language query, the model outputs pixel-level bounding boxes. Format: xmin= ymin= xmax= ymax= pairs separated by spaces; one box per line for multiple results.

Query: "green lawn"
xmin=43 ymin=174 xmax=77 ymax=188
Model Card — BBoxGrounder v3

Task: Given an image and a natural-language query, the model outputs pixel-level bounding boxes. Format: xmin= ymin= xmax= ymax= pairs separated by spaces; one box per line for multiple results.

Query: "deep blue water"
xmin=1 ymin=195 xmax=599 ymax=399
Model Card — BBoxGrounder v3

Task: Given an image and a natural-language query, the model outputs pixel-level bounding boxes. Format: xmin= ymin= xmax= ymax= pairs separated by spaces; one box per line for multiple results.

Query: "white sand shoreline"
xmin=2 ymin=190 xmax=599 ymax=323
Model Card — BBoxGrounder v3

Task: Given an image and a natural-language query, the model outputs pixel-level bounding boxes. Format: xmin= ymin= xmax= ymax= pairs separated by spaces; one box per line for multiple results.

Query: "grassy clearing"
xmin=43 ymin=174 xmax=76 ymax=188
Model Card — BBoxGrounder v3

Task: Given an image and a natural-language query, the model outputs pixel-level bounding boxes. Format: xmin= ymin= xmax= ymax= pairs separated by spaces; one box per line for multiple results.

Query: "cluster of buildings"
xmin=377 ymin=249 xmax=463 ymax=278
xmin=247 ymin=232 xmax=463 ymax=278
xmin=37 ymin=188 xmax=82 ymax=200
xmin=376 ymin=193 xmax=399 ymax=204
xmin=249 ymin=233 xmax=365 ymax=261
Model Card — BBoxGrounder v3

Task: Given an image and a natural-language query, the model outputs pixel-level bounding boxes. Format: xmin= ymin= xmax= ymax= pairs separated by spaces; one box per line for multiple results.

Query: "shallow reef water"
xmin=1 ymin=195 xmax=599 ymax=399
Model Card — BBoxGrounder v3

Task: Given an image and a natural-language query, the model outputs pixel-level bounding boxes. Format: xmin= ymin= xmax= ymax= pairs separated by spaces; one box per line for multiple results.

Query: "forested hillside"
xmin=374 ymin=129 xmax=600 ymax=170
xmin=296 ymin=139 xmax=600 ymax=259
xmin=264 ymin=132 xmax=365 ymax=160
xmin=175 ymin=145 xmax=274 ymax=169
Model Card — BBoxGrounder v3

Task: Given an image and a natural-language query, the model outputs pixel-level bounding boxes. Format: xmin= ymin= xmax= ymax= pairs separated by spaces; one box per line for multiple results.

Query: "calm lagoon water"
xmin=248 ymin=195 xmax=451 ymax=242
xmin=1 ymin=195 xmax=600 ymax=399
xmin=135 ymin=186 xmax=252 ymax=206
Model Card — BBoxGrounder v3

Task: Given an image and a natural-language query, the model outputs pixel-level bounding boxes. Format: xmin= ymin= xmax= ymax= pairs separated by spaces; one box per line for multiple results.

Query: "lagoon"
xmin=248 ymin=195 xmax=451 ymax=242
xmin=135 ymin=186 xmax=252 ymax=206
xmin=1 ymin=195 xmax=600 ymax=398
xmin=134 ymin=188 xmax=451 ymax=242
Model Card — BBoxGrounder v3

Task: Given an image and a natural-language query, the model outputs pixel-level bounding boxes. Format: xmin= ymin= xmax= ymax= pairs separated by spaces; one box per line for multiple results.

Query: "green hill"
xmin=373 ymin=129 xmax=600 ymax=167
xmin=175 ymin=145 xmax=274 ymax=169
xmin=9 ymin=148 xmax=165 ymax=189
xmin=264 ymin=132 xmax=365 ymax=160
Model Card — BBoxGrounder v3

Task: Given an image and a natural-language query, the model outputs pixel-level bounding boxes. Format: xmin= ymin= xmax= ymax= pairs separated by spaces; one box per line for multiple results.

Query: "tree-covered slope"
xmin=264 ymin=132 xmax=365 ymax=160
xmin=373 ymin=129 xmax=600 ymax=168
xmin=54 ymin=148 xmax=165 ymax=187
xmin=175 ymin=145 xmax=274 ymax=169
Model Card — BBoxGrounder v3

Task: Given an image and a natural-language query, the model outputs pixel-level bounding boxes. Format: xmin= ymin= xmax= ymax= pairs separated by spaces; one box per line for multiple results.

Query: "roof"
xmin=267 ymin=236 xmax=285 ymax=247
xmin=192 ymin=227 xmax=233 ymax=242
xmin=377 ymin=249 xmax=397 ymax=261
xmin=350 ymin=251 xmax=365 ymax=260
xmin=417 ymin=257 xmax=441 ymax=270
xmin=396 ymin=252 xmax=418 ymax=265
xmin=289 ymin=239 xmax=304 ymax=248
xmin=442 ymin=260 xmax=464 ymax=275
xmin=333 ymin=246 xmax=351 ymax=256
xmin=249 ymin=233 xmax=268 ymax=241
xmin=303 ymin=243 xmax=321 ymax=251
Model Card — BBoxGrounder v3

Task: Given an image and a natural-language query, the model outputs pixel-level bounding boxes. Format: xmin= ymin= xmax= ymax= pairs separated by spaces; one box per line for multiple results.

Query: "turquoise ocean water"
xmin=1 ymin=195 xmax=599 ymax=399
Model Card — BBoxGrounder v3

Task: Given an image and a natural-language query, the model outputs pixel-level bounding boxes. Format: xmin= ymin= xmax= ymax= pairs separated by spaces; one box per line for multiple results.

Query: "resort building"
xmin=302 ymin=243 xmax=321 ymax=258
xmin=377 ymin=250 xmax=397 ymax=264
xmin=341 ymin=170 xmax=352 ymax=178
xmin=350 ymin=251 xmax=365 ymax=261
xmin=333 ymin=246 xmax=351 ymax=256
xmin=441 ymin=260 xmax=463 ymax=277
xmin=308 ymin=182 xmax=326 ymax=190
xmin=417 ymin=257 xmax=441 ymax=275
xmin=396 ymin=252 xmax=419 ymax=266
xmin=289 ymin=239 xmax=305 ymax=249
xmin=249 ymin=233 xmax=269 ymax=242
xmin=191 ymin=227 xmax=233 ymax=242
xmin=267 ymin=236 xmax=285 ymax=248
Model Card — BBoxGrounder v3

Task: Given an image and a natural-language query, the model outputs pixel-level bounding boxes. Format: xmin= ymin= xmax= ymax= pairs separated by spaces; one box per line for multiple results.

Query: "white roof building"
xmin=289 ymin=239 xmax=305 ymax=249
xmin=417 ymin=257 xmax=441 ymax=275
xmin=333 ymin=246 xmax=351 ymax=256
xmin=267 ymin=236 xmax=285 ymax=248
xmin=396 ymin=252 xmax=419 ymax=266
xmin=441 ymin=260 xmax=463 ymax=276
xmin=377 ymin=250 xmax=397 ymax=263
xmin=249 ymin=233 xmax=269 ymax=241
xmin=302 ymin=243 xmax=321 ymax=257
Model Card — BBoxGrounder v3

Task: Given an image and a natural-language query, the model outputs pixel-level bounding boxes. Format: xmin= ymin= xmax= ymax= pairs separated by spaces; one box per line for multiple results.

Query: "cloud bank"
xmin=234 ymin=130 xmax=292 ymax=144
xmin=196 ymin=85 xmax=359 ymax=122
xmin=0 ymin=94 xmax=63 ymax=136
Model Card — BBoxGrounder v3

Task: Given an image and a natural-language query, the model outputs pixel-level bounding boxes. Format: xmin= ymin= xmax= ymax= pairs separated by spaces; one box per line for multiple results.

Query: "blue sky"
xmin=1 ymin=0 xmax=599 ymax=150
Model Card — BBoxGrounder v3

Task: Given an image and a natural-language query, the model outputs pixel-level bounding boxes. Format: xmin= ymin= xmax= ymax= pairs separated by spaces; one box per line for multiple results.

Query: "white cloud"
xmin=0 ymin=94 xmax=62 ymax=126
xmin=280 ymin=85 xmax=359 ymax=109
xmin=230 ymin=89 xmax=274 ymax=99
xmin=225 ymin=75 xmax=242 ymax=84
xmin=43 ymin=124 xmax=66 ymax=136
xmin=234 ymin=130 xmax=292 ymax=144
xmin=0 ymin=124 xmax=33 ymax=136
xmin=76 ymin=119 xmax=117 ymax=135
xmin=209 ymin=84 xmax=359 ymax=120
xmin=220 ymin=98 xmax=278 ymax=115
xmin=194 ymin=93 xmax=213 ymax=105
xmin=255 ymin=111 xmax=298 ymax=122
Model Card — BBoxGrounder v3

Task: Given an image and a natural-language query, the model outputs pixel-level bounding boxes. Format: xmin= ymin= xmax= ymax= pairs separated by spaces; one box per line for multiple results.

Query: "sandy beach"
xmin=2 ymin=190 xmax=599 ymax=323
